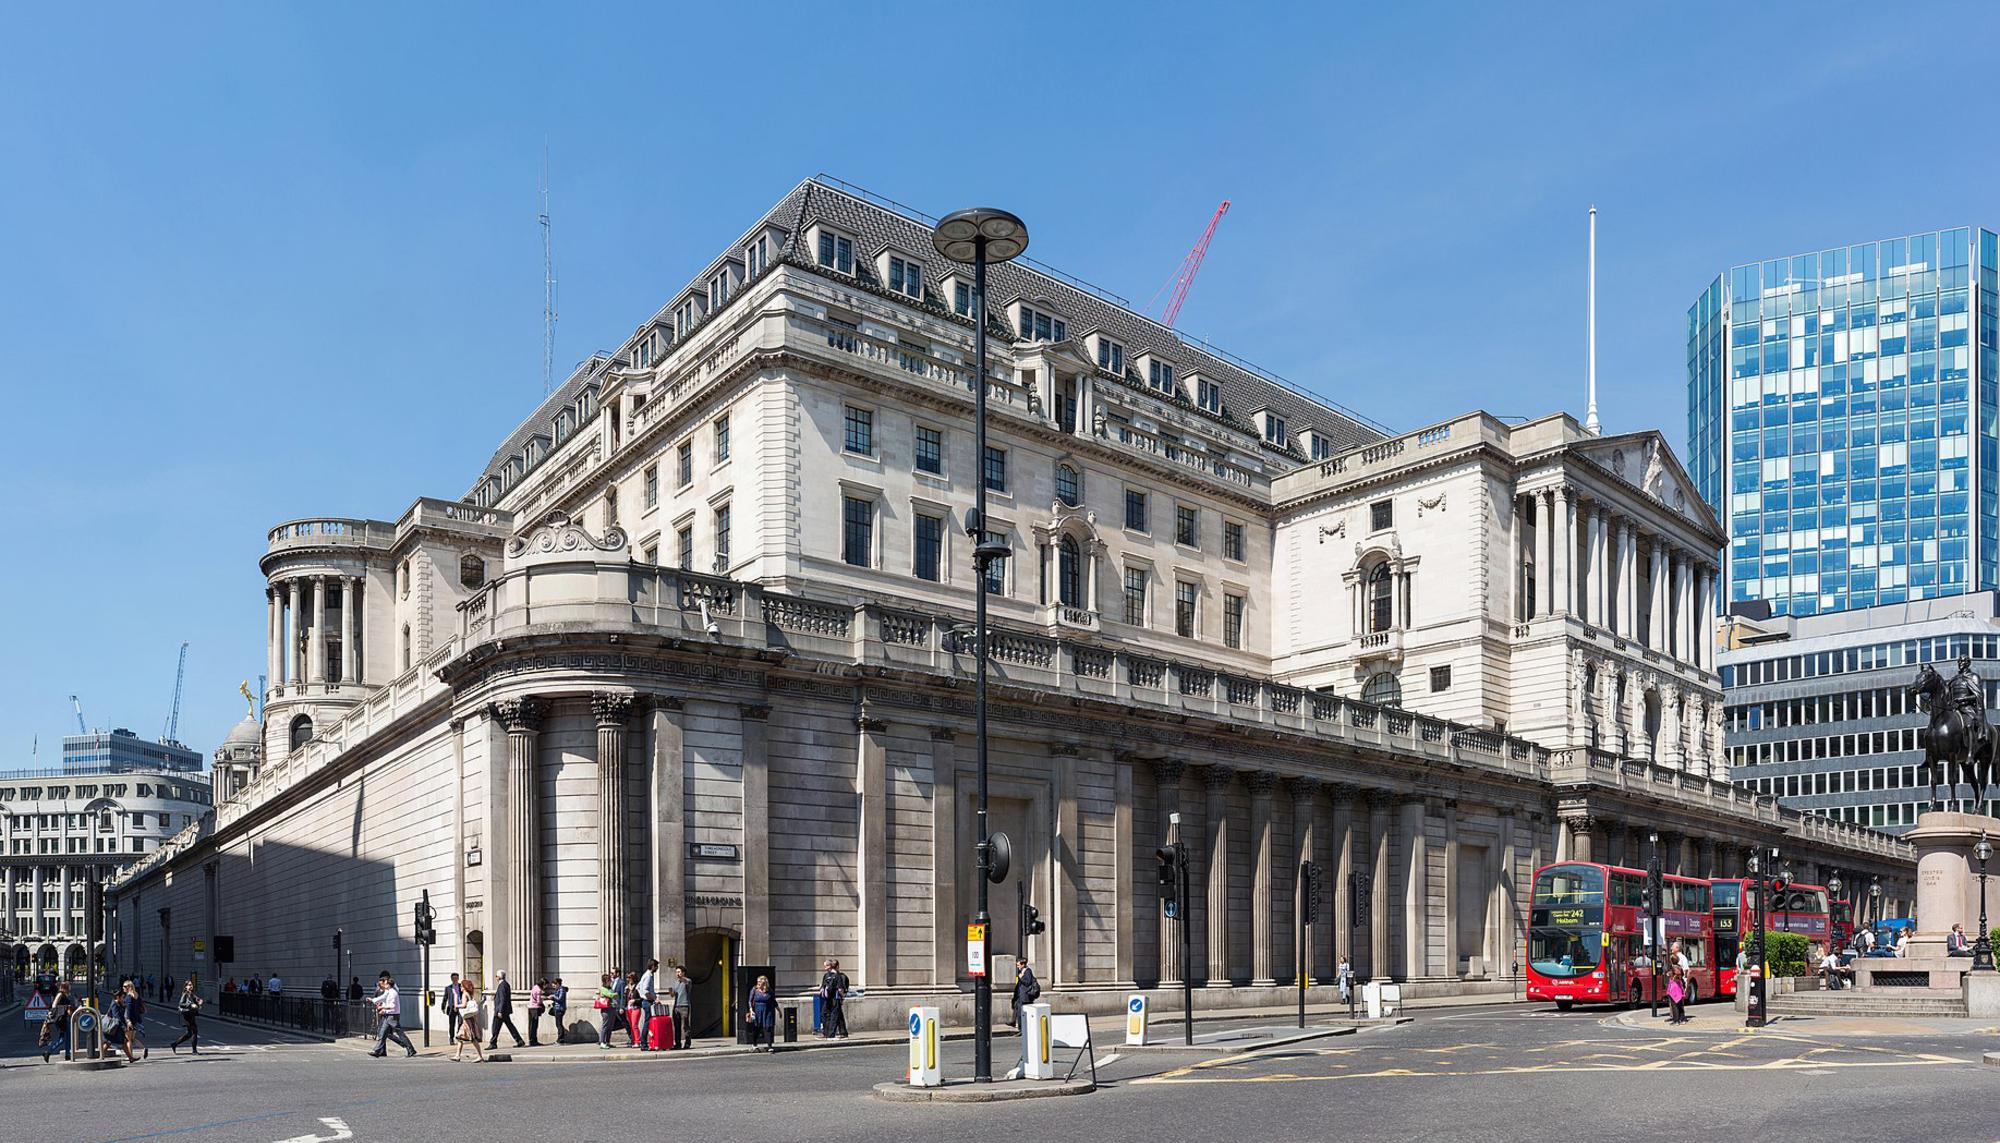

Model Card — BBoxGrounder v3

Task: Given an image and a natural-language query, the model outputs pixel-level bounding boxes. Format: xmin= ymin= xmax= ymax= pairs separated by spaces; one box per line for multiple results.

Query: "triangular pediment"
xmin=1571 ymin=431 xmax=1718 ymax=535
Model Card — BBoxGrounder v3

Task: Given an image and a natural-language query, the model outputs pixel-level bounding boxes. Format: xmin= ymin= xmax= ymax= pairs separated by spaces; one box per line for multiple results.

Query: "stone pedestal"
xmin=1907 ymin=810 xmax=2000 ymax=957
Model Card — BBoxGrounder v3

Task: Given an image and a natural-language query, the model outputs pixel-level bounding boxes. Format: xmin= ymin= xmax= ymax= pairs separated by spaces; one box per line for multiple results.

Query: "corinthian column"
xmin=593 ymin=691 xmax=635 ymax=972
xmin=1203 ymin=765 xmax=1234 ymax=985
xmin=1247 ymin=771 xmax=1277 ymax=986
xmin=492 ymin=697 xmax=547 ymax=984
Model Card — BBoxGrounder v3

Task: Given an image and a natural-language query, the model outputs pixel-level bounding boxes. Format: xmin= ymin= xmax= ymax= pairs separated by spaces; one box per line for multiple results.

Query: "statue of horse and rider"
xmin=1910 ymin=654 xmax=1996 ymax=811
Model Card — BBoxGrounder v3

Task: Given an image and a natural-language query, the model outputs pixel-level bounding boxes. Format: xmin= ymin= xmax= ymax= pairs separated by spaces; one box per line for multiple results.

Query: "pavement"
xmin=5 ymin=995 xmax=1999 ymax=1142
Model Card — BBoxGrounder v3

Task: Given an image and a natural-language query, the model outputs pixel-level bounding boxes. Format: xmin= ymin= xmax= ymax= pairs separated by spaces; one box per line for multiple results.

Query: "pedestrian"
xmin=527 ymin=978 xmax=545 ymax=1047
xmin=623 ymin=971 xmax=644 ymax=1047
xmin=595 ymin=972 xmax=620 ymax=1050
xmin=116 ymin=979 xmax=148 ymax=1061
xmin=1004 ymin=955 xmax=1041 ymax=1080
xmin=746 ymin=974 xmax=777 ymax=1053
xmin=40 ymin=983 xmax=74 ymax=1062
xmin=1665 ymin=963 xmax=1688 ymax=1024
xmin=486 ymin=970 xmax=525 ymax=1049
xmin=635 ymin=960 xmax=659 ymax=1050
xmin=171 ymin=978 xmax=203 ymax=1054
xmin=367 ymin=972 xmax=417 ymax=1058
xmin=453 ymin=980 xmax=485 ymax=1062
xmin=1337 ymin=956 xmax=1354 ymax=1005
xmin=267 ymin=971 xmax=283 ymax=995
xmin=441 ymin=972 xmax=464 ymax=1037
xmin=223 ymin=976 xmax=238 ymax=994
xmin=321 ymin=975 xmax=338 ymax=1002
xmin=348 ymin=976 xmax=364 ymax=1000
xmin=672 ymin=966 xmax=694 ymax=1049
xmin=818 ymin=958 xmax=850 ymax=1039
xmin=547 ymin=978 xmax=568 ymax=1045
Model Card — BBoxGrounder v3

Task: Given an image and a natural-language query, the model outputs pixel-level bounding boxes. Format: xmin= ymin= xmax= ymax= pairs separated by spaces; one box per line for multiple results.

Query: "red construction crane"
xmin=1158 ymin=200 xmax=1230 ymax=328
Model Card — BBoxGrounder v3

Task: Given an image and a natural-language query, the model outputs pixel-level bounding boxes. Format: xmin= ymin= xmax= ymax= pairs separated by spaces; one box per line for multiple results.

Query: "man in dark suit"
xmin=1948 ymin=923 xmax=1974 ymax=957
xmin=486 ymin=970 xmax=526 ymax=1049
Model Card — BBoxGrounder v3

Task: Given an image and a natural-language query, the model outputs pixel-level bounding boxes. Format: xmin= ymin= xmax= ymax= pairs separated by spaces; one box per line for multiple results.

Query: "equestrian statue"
xmin=1910 ymin=653 xmax=1995 ymax=811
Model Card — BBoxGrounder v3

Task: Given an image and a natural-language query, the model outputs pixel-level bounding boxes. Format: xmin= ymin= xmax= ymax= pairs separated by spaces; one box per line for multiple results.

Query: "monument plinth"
xmin=1906 ymin=810 xmax=2000 ymax=957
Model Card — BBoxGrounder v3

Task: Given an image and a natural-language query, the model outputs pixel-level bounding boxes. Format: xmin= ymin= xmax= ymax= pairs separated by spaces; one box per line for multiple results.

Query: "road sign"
xmin=1125 ymin=994 xmax=1148 ymax=1046
xmin=908 ymin=1006 xmax=941 ymax=1087
xmin=967 ymin=923 xmax=987 ymax=977
xmin=24 ymin=993 xmax=49 ymax=1025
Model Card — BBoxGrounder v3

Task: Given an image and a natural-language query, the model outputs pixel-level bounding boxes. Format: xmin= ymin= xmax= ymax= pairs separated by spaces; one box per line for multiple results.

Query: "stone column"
xmin=856 ymin=705 xmax=889 ymax=988
xmin=1674 ymin=556 xmax=1693 ymax=665
xmin=1329 ymin=784 xmax=1355 ymax=978
xmin=1663 ymin=686 xmax=1686 ymax=770
xmin=1494 ymin=810 xmax=1518 ymax=977
xmin=1153 ymin=759 xmax=1186 ymax=985
xmin=593 ymin=691 xmax=634 ymax=973
xmin=1562 ymin=814 xmax=1594 ymax=863
xmin=1442 ymin=800 xmax=1460 ymax=979
xmin=1369 ymin=791 xmax=1393 ymax=980
xmin=930 ymin=729 xmax=960 ymax=986
xmin=341 ymin=576 xmax=358 ymax=685
xmin=31 ymin=866 xmax=45 ymax=938
xmin=1540 ymin=490 xmax=1557 ymax=616
xmin=1620 ymin=521 xmax=1638 ymax=637
xmin=648 ymin=698 xmax=686 ymax=970
xmin=1401 ymin=796 xmax=1427 ymax=980
xmin=1555 ymin=487 xmax=1574 ymax=615
xmin=1698 ymin=568 xmax=1716 ymax=671
xmin=1203 ymin=765 xmax=1234 ymax=985
xmin=1248 ymin=771 xmax=1277 ymax=986
xmin=1052 ymin=743 xmax=1081 ymax=984
xmin=1699 ymin=837 xmax=1718 ymax=880
xmin=266 ymin=588 xmax=280 ymax=690
xmin=285 ymin=579 xmax=301 ymax=684
xmin=491 ymin=696 xmax=546 ymax=984
xmin=1291 ymin=776 xmax=1321 ymax=984
xmin=1113 ymin=754 xmax=1135 ymax=985
xmin=308 ymin=576 xmax=326 ymax=683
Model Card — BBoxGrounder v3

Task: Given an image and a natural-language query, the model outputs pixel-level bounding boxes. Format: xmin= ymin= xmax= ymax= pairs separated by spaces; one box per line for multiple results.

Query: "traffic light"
xmin=413 ymin=899 xmax=437 ymax=946
xmin=1023 ymin=903 xmax=1045 ymax=937
xmin=1302 ymin=861 xmax=1323 ymax=925
xmin=1640 ymin=882 xmax=1657 ymax=914
xmin=1156 ymin=846 xmax=1181 ymax=920
xmin=86 ymin=880 xmax=103 ymax=943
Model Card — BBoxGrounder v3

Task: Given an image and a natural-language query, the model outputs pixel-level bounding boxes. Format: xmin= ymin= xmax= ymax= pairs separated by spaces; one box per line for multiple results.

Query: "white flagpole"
xmin=1585 ymin=205 xmax=1601 ymax=434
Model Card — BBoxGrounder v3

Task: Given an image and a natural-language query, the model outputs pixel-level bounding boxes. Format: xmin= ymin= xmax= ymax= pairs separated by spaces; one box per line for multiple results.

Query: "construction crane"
xmin=70 ymin=695 xmax=87 ymax=735
xmin=164 ymin=641 xmax=189 ymax=743
xmin=1152 ymin=200 xmax=1230 ymax=328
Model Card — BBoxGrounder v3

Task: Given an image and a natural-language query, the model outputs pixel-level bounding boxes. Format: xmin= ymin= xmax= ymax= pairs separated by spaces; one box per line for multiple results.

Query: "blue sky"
xmin=3 ymin=1 xmax=1995 ymax=763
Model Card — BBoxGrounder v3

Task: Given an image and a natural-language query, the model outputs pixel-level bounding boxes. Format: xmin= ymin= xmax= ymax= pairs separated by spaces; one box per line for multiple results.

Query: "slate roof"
xmin=472 ymin=175 xmax=1390 ymax=495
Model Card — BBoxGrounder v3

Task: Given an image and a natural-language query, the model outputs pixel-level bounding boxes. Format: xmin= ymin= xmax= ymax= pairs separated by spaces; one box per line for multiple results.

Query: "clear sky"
xmin=4 ymin=1 xmax=1996 ymax=764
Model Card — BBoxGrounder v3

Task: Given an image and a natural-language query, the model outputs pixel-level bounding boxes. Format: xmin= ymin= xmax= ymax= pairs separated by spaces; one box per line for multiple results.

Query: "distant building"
xmin=62 ymin=728 xmax=202 ymax=775
xmin=1721 ymin=591 xmax=2000 ymax=833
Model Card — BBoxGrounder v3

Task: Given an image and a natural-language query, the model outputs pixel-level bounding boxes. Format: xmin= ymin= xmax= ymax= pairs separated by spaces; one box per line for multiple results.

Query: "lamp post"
xmin=934 ymin=207 xmax=1029 ymax=1083
xmin=1976 ymin=832 xmax=1995 ymax=972
xmin=1827 ymin=872 xmax=1843 ymax=951
xmin=1646 ymin=831 xmax=1661 ymax=1019
xmin=1745 ymin=849 xmax=1770 ymax=1028
xmin=1870 ymin=876 xmax=1881 ymax=929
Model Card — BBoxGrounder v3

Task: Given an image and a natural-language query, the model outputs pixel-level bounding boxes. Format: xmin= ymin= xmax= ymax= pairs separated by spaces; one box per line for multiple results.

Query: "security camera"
xmin=696 ymin=600 xmax=722 ymax=640
xmin=706 ymin=621 xmax=721 ymax=638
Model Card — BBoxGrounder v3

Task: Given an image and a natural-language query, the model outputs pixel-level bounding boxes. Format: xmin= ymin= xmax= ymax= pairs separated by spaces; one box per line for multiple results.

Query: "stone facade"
xmin=110 ymin=177 xmax=1914 ymax=1032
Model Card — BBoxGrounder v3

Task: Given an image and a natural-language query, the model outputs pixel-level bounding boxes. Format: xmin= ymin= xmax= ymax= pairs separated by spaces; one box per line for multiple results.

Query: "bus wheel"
xmin=1686 ymin=981 xmax=1698 ymax=1005
xmin=1628 ymin=982 xmax=1644 ymax=1009
xmin=1554 ymin=1000 xmax=1573 ymax=1011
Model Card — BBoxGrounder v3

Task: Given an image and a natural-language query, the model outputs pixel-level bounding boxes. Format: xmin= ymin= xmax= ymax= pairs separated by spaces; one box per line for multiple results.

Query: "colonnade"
xmin=267 ymin=575 xmax=365 ymax=690
xmin=0 ymin=864 xmax=103 ymax=940
xmin=1516 ymin=485 xmax=1717 ymax=673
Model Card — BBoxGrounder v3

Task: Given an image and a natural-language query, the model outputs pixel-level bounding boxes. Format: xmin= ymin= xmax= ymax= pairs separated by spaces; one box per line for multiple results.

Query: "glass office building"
xmin=1688 ymin=228 xmax=2000 ymax=617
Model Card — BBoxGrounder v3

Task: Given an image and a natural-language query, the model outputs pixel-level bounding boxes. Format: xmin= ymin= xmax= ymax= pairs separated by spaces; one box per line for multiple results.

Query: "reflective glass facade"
xmin=1689 ymin=228 xmax=2000 ymax=617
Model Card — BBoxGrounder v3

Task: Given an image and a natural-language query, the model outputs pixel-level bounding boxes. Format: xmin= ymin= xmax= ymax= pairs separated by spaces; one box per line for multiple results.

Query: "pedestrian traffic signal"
xmin=1024 ymin=903 xmax=1045 ymax=937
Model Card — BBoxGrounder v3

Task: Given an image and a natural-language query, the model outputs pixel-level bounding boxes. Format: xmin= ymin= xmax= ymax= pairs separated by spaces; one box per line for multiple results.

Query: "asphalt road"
xmin=5 ymin=999 xmax=2000 ymax=1142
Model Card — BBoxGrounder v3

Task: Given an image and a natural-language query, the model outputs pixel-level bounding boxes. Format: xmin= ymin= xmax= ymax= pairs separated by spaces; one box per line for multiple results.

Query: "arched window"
xmin=1058 ymin=535 xmax=1082 ymax=607
xmin=1361 ymin=672 xmax=1402 ymax=708
xmin=289 ymin=715 xmax=314 ymax=750
xmin=1368 ymin=562 xmax=1395 ymax=633
xmin=460 ymin=554 xmax=486 ymax=589
xmin=1055 ymin=464 xmax=1081 ymax=507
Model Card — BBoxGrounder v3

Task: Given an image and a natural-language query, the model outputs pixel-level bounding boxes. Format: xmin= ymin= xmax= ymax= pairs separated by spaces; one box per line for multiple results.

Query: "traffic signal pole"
xmin=1179 ymin=846 xmax=1193 ymax=1047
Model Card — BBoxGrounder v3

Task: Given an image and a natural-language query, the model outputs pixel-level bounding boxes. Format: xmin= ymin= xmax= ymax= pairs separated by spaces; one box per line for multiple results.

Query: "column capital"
xmin=1049 ymin=742 xmax=1081 ymax=758
xmin=591 ymin=691 xmax=637 ymax=726
xmin=490 ymin=697 xmax=547 ymax=734
xmin=1245 ymin=770 xmax=1278 ymax=797
xmin=647 ymin=694 xmax=685 ymax=714
xmin=741 ymin=704 xmax=772 ymax=722
xmin=1288 ymin=775 xmax=1322 ymax=800
xmin=1150 ymin=758 xmax=1185 ymax=785
xmin=1367 ymin=788 xmax=1398 ymax=811
xmin=855 ymin=704 xmax=887 ymax=732
xmin=927 ymin=725 xmax=956 ymax=741
xmin=1202 ymin=764 xmax=1236 ymax=791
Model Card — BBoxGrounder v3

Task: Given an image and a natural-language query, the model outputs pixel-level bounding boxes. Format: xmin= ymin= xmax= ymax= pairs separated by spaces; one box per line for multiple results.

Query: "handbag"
xmin=593 ymin=995 xmax=609 ymax=1010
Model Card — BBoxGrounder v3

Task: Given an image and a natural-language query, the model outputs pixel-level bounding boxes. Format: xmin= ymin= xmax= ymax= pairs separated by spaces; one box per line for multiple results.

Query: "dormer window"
xmin=1191 ymin=376 xmax=1221 ymax=415
xmin=632 ymin=329 xmax=663 ymax=370
xmin=1263 ymin=414 xmax=1288 ymax=446
xmin=1094 ymin=335 xmax=1125 ymax=376
xmin=1148 ymin=360 xmax=1175 ymax=393
xmin=1017 ymin=303 xmax=1067 ymax=343
xmin=745 ymin=234 xmax=771 ymax=277
xmin=675 ymin=298 xmax=701 ymax=339
xmin=816 ymin=229 xmax=855 ymax=274
xmin=709 ymin=271 xmax=730 ymax=310
xmin=887 ymin=254 xmax=924 ymax=299
xmin=947 ymin=276 xmax=974 ymax=317
xmin=1308 ymin=431 xmax=1333 ymax=460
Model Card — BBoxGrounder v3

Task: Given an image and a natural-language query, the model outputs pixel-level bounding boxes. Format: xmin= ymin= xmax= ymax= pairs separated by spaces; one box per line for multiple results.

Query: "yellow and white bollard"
xmin=907 ymin=1007 xmax=941 ymax=1087
xmin=1124 ymin=994 xmax=1149 ymax=1046
xmin=1021 ymin=1002 xmax=1054 ymax=1079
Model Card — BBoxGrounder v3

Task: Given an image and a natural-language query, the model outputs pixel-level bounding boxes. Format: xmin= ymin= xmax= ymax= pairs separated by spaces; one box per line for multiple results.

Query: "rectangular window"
xmin=1097 ymin=339 xmax=1125 ymax=375
xmin=1175 ymin=582 xmax=1198 ymax=638
xmin=842 ymin=496 xmax=873 ymax=567
xmin=817 ymin=231 xmax=853 ymax=273
xmin=745 ymin=235 xmax=769 ymax=276
xmin=1310 ymin=434 xmax=1332 ymax=460
xmin=1430 ymin=665 xmax=1452 ymax=692
xmin=644 ymin=465 xmax=659 ymax=508
xmin=677 ymin=526 xmax=694 ymax=569
xmin=1223 ymin=520 xmax=1245 ymax=562
xmin=1123 ymin=567 xmax=1148 ymax=626
xmin=983 ymin=445 xmax=1007 ymax=491
xmin=1148 ymin=360 xmax=1175 ymax=392
xmin=710 ymin=273 xmax=728 ymax=309
xmin=677 ymin=440 xmax=694 ymax=487
xmin=714 ymin=414 xmax=730 ymax=462
xmin=954 ymin=281 xmax=973 ymax=317
xmin=914 ymin=514 xmax=943 ymax=582
xmin=1265 ymin=414 xmax=1288 ymax=445
xmin=1223 ymin=593 xmax=1244 ymax=649
xmin=1370 ymin=499 xmax=1394 ymax=531
xmin=1018 ymin=305 xmax=1067 ymax=343
xmin=914 ymin=425 xmax=943 ymax=475
xmin=888 ymin=255 xmax=923 ymax=299
xmin=714 ymin=504 xmax=732 ymax=571
xmin=845 ymin=406 xmax=874 ymax=455
xmin=642 ymin=542 xmax=658 ymax=565
xmin=1196 ymin=377 xmax=1221 ymax=414
xmin=1175 ymin=504 xmax=1199 ymax=547
xmin=1125 ymin=489 xmax=1148 ymax=532
xmin=981 ymin=532 xmax=1007 ymax=594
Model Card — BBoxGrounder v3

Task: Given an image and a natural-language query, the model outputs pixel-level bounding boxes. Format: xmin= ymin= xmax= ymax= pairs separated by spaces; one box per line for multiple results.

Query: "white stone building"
xmin=112 ymin=177 xmax=1911 ymax=1033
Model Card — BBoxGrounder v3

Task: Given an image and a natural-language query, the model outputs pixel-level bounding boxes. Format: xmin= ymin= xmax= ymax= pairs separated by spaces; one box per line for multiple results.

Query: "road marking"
xmin=1096 ymin=1052 xmax=1122 ymax=1067
xmin=275 ymin=1118 xmax=352 ymax=1143
xmin=1136 ymin=1056 xmax=1968 ymax=1083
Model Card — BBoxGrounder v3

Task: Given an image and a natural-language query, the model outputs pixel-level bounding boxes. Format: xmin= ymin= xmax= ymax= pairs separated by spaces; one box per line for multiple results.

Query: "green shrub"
xmin=1760 ymin=930 xmax=1810 ymax=978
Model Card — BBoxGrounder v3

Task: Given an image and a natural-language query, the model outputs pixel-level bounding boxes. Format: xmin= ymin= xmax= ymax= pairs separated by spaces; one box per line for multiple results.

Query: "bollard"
xmin=907 ymin=1007 xmax=941 ymax=1087
xmin=1021 ymin=1003 xmax=1054 ymax=1079
xmin=1124 ymin=994 xmax=1148 ymax=1046
xmin=783 ymin=1004 xmax=799 ymax=1043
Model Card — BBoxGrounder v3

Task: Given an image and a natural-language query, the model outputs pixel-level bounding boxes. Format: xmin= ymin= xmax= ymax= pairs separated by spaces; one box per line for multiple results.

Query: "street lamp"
xmin=934 ymin=206 xmax=1029 ymax=1084
xmin=1646 ymin=832 xmax=1661 ymax=1018
xmin=1870 ymin=876 xmax=1881 ymax=927
xmin=1975 ymin=832 xmax=1995 ymax=973
xmin=1827 ymin=872 xmax=1843 ymax=950
xmin=1745 ymin=848 xmax=1771 ymax=1028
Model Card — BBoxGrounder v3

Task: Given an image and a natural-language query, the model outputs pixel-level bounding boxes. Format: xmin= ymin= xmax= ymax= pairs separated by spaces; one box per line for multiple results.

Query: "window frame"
xmin=1124 ymin=489 xmax=1149 ymax=533
xmin=841 ymin=494 xmax=875 ymax=568
xmin=1174 ymin=580 xmax=1199 ymax=639
xmin=1122 ymin=566 xmax=1148 ymax=626
xmin=714 ymin=413 xmax=731 ymax=463
xmin=1175 ymin=503 xmax=1199 ymax=548
xmin=1223 ymin=592 xmax=1245 ymax=649
xmin=1222 ymin=519 xmax=1245 ymax=562
xmin=844 ymin=405 xmax=876 ymax=457
xmin=982 ymin=445 xmax=1007 ymax=493
xmin=913 ymin=512 xmax=945 ymax=583
xmin=1017 ymin=303 xmax=1068 ymax=343
xmin=816 ymin=228 xmax=855 ymax=274
xmin=1370 ymin=499 xmax=1394 ymax=532
xmin=1055 ymin=463 xmax=1081 ymax=507
xmin=888 ymin=253 xmax=924 ymax=299
xmin=914 ymin=424 xmax=944 ymax=476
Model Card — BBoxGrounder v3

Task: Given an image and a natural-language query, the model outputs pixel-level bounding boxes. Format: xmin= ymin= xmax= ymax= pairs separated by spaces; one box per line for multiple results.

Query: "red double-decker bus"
xmin=1527 ymin=861 xmax=1717 ymax=1009
xmin=1709 ymin=880 xmax=1831 ymax=996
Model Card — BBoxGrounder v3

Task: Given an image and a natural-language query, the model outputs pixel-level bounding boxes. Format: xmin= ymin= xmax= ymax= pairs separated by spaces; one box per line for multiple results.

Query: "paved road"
xmin=4 ymin=1000 xmax=1998 ymax=1142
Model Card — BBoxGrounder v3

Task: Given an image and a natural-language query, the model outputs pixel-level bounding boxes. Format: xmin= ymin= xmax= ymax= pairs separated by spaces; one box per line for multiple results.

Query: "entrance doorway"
xmin=685 ymin=930 xmax=738 ymax=1039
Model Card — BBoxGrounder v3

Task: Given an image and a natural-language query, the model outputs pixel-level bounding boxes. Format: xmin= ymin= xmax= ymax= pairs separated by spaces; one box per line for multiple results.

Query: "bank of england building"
xmin=111 ymin=178 xmax=1912 ymax=1031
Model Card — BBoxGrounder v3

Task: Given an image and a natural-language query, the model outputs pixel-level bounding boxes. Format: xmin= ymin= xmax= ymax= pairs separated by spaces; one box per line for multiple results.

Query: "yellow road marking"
xmin=1134 ymin=1056 xmax=1968 ymax=1084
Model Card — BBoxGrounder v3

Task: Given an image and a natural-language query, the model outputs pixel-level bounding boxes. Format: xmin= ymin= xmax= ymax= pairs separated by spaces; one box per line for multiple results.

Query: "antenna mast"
xmin=541 ymin=145 xmax=558 ymax=396
xmin=1585 ymin=205 xmax=1601 ymax=434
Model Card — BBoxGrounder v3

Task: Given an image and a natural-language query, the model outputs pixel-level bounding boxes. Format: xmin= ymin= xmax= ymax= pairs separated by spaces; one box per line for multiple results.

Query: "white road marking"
xmin=1097 ymin=1052 xmax=1122 ymax=1067
xmin=274 ymin=1117 xmax=352 ymax=1143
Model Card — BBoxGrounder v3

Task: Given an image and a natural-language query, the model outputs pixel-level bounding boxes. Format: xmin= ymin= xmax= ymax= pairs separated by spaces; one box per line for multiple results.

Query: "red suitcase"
xmin=648 ymin=1012 xmax=674 ymax=1051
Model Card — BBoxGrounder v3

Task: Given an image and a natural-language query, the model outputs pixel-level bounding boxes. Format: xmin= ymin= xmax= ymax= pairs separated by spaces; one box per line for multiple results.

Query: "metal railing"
xmin=218 ymin=992 xmax=386 ymax=1039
